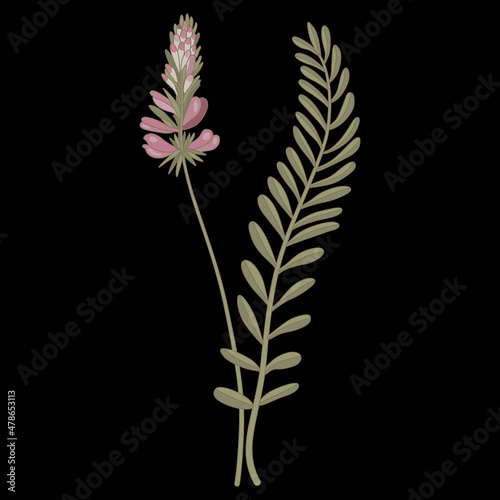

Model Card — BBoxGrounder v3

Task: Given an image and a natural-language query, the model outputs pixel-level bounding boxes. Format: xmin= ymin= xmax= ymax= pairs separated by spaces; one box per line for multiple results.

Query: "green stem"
xmin=182 ymin=163 xmax=245 ymax=486
xmin=245 ymin=53 xmax=333 ymax=487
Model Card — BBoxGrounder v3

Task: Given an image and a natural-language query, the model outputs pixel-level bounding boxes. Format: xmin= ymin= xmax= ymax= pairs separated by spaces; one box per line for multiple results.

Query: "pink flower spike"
xmin=140 ymin=117 xmax=178 ymax=134
xmin=150 ymin=91 xmax=176 ymax=114
xmin=183 ymin=98 xmax=208 ymax=130
xmin=143 ymin=145 xmax=173 ymax=159
xmin=144 ymin=134 xmax=177 ymax=152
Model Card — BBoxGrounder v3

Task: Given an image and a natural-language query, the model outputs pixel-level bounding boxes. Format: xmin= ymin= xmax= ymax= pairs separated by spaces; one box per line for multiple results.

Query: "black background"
xmin=3 ymin=0 xmax=498 ymax=498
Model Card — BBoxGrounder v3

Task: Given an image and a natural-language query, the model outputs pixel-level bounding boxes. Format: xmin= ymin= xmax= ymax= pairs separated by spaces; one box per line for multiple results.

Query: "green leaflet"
xmin=241 ymin=260 xmax=268 ymax=304
xmin=300 ymin=65 xmax=327 ymax=89
xmin=294 ymin=207 xmax=343 ymax=229
xmin=266 ymin=353 xmax=302 ymax=374
xmin=296 ymin=112 xmax=322 ymax=147
xmin=293 ymin=126 xmax=315 ymax=165
xmin=303 ymin=186 xmax=352 ymax=209
xmin=249 ymin=221 xmax=276 ymax=266
xmin=292 ymin=36 xmax=316 ymax=54
xmin=307 ymin=23 xmax=321 ymax=53
xmin=325 ymin=118 xmax=360 ymax=154
xmin=295 ymin=52 xmax=323 ymax=71
xmin=312 ymin=162 xmax=356 ymax=188
xmin=330 ymin=92 xmax=355 ymax=130
xmin=286 ymin=148 xmax=307 ymax=185
xmin=277 ymin=162 xmax=300 ymax=201
xmin=214 ymin=387 xmax=253 ymax=410
xmin=330 ymin=45 xmax=341 ymax=81
xmin=258 ymin=195 xmax=285 ymax=238
xmin=221 ymin=349 xmax=260 ymax=372
xmin=280 ymin=248 xmax=324 ymax=273
xmin=332 ymin=68 xmax=350 ymax=103
xmin=268 ymin=177 xmax=293 ymax=218
xmin=318 ymin=138 xmax=360 ymax=171
xmin=269 ymin=315 xmax=312 ymax=340
xmin=321 ymin=26 xmax=332 ymax=61
xmin=288 ymin=221 xmax=339 ymax=246
xmin=260 ymin=383 xmax=299 ymax=406
xmin=237 ymin=295 xmax=263 ymax=344
xmin=273 ymin=279 xmax=315 ymax=311
xmin=299 ymin=94 xmax=327 ymax=130
xmin=298 ymin=79 xmax=328 ymax=106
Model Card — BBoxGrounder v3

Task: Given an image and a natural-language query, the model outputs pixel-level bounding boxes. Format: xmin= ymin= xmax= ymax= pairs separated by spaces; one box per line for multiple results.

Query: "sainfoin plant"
xmin=141 ymin=14 xmax=360 ymax=487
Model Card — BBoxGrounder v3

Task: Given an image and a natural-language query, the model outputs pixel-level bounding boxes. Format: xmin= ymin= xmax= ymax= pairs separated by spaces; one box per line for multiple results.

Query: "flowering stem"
xmin=244 ymin=53 xmax=333 ymax=487
xmin=182 ymin=162 xmax=245 ymax=486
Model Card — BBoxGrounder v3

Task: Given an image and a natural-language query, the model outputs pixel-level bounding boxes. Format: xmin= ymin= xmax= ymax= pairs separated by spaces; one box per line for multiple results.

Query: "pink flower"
xmin=140 ymin=95 xmax=208 ymax=134
xmin=142 ymin=134 xmax=176 ymax=159
xmin=140 ymin=14 xmax=219 ymax=174
xmin=189 ymin=129 xmax=220 ymax=152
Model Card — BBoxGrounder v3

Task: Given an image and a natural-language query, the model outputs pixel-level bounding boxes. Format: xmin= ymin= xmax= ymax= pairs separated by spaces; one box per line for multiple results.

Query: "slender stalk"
xmin=182 ymin=162 xmax=245 ymax=486
xmin=245 ymin=54 xmax=333 ymax=486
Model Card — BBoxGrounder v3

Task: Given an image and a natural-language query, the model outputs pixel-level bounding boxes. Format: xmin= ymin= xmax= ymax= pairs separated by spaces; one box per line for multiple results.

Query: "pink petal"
xmin=189 ymin=129 xmax=213 ymax=150
xmin=183 ymin=98 xmax=208 ymax=130
xmin=150 ymin=91 xmax=176 ymax=114
xmin=143 ymin=134 xmax=177 ymax=152
xmin=197 ymin=135 xmax=220 ymax=152
xmin=140 ymin=117 xmax=178 ymax=134
xmin=186 ymin=55 xmax=195 ymax=75
xmin=142 ymin=145 xmax=172 ymax=159
xmin=183 ymin=97 xmax=200 ymax=124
